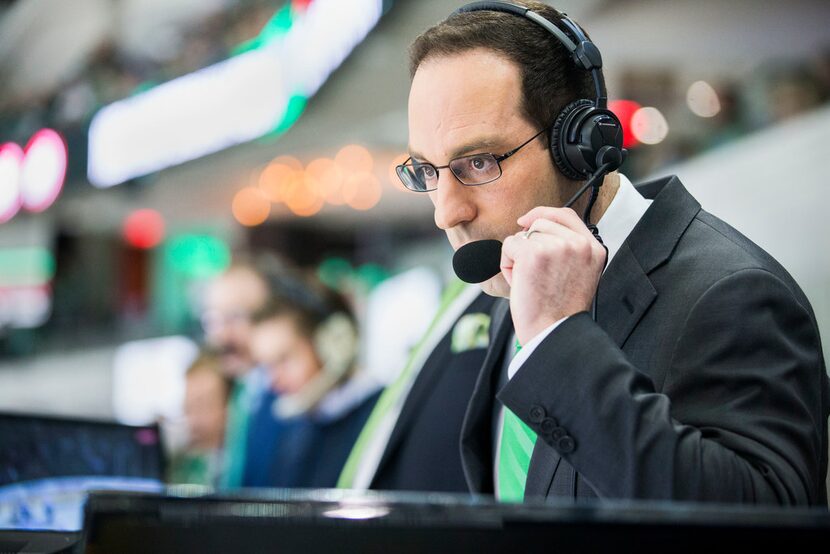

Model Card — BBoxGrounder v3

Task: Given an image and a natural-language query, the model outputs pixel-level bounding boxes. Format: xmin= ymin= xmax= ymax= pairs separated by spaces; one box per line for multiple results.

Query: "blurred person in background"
xmin=167 ymin=351 xmax=231 ymax=486
xmin=246 ymin=275 xmax=381 ymax=488
xmin=201 ymin=263 xmax=270 ymax=378
xmin=200 ymin=259 xmax=274 ymax=488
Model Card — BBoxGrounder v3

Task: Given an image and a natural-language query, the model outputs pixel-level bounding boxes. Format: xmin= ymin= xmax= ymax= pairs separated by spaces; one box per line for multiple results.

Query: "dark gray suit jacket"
xmin=460 ymin=175 xmax=829 ymax=505
xmin=371 ymin=292 xmax=496 ymax=492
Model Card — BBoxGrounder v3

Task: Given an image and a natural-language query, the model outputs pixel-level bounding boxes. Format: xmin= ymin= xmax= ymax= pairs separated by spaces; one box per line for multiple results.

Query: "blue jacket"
xmin=243 ymin=378 xmax=381 ymax=488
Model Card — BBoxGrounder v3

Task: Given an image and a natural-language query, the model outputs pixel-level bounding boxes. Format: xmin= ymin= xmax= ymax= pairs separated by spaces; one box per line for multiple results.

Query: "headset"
xmin=252 ymin=261 xmax=361 ymax=417
xmin=454 ymin=1 xmax=626 ymax=183
xmin=449 ymin=2 xmax=618 ymax=312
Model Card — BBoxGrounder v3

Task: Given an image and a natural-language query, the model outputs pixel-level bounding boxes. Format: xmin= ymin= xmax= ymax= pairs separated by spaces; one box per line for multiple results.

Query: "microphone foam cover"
xmin=452 ymin=239 xmax=502 ymax=284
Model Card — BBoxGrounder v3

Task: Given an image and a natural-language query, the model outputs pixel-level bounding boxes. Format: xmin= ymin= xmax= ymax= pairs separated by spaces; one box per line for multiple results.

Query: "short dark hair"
xmin=251 ymin=274 xmax=353 ymax=339
xmin=409 ymin=1 xmax=603 ymax=131
xmin=186 ymin=350 xmax=232 ymax=401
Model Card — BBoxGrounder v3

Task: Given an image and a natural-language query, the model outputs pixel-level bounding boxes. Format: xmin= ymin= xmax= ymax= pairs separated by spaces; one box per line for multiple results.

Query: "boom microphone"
xmin=452 ymin=239 xmax=502 ymax=284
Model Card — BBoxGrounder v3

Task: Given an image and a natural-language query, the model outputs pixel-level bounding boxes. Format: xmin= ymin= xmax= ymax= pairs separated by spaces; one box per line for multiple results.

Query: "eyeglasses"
xmin=396 ymin=129 xmax=546 ymax=192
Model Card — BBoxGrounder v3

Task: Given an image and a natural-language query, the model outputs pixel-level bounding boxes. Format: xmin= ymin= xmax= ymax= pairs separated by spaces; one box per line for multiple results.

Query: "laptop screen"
xmin=0 ymin=412 xmax=165 ymax=531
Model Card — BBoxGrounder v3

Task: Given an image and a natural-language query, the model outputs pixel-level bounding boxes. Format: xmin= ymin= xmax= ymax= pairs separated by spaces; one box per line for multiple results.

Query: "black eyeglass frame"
xmin=396 ymin=128 xmax=547 ymax=192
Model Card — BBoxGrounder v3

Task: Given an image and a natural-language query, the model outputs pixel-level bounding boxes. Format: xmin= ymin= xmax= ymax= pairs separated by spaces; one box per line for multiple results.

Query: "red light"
xmin=608 ymin=99 xmax=642 ymax=149
xmin=291 ymin=0 xmax=313 ymax=12
xmin=124 ymin=209 xmax=166 ymax=249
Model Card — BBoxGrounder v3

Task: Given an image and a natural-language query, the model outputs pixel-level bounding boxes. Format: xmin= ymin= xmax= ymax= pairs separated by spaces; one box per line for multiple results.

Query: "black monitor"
xmin=81 ymin=488 xmax=830 ymax=553
xmin=0 ymin=412 xmax=165 ymax=535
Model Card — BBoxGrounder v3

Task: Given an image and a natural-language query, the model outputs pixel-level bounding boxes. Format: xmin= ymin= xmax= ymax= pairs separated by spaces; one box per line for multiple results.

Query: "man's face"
xmin=202 ymin=267 xmax=269 ymax=377
xmin=183 ymin=369 xmax=227 ymax=451
xmin=249 ymin=316 xmax=322 ymax=396
xmin=408 ymin=48 xmax=568 ymax=297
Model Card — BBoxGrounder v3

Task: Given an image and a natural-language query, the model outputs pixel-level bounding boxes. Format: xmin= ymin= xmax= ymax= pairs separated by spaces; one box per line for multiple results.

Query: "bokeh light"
xmin=284 ymin=174 xmax=325 ymax=217
xmin=318 ymin=257 xmax=352 ymax=290
xmin=356 ymin=262 xmax=390 ymax=291
xmin=687 ymin=80 xmax=721 ymax=118
xmin=335 ymin=144 xmax=373 ymax=174
xmin=343 ymin=172 xmax=382 ymax=211
xmin=0 ymin=143 xmax=23 ymax=224
xmin=291 ymin=0 xmax=313 ymax=12
xmin=608 ymin=99 xmax=642 ymax=149
xmin=248 ymin=148 xmax=402 ymax=216
xmin=0 ymin=247 xmax=56 ymax=287
xmin=259 ymin=162 xmax=300 ymax=203
xmin=272 ymin=155 xmax=303 ymax=171
xmin=20 ymin=128 xmax=67 ymax=213
xmin=123 ymin=209 xmax=166 ymax=249
xmin=232 ymin=186 xmax=271 ymax=226
xmin=167 ymin=234 xmax=230 ymax=279
xmin=631 ymin=107 xmax=669 ymax=145
xmin=306 ymin=157 xmax=345 ymax=204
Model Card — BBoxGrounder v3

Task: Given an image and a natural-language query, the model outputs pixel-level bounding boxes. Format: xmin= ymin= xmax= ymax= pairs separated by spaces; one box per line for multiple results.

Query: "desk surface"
xmin=79 ymin=488 xmax=830 ymax=554
xmin=0 ymin=530 xmax=79 ymax=554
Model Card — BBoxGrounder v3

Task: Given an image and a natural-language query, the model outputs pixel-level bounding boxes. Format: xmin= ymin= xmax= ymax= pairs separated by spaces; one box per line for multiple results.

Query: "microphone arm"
xmin=562 ymin=162 xmax=613 ymax=222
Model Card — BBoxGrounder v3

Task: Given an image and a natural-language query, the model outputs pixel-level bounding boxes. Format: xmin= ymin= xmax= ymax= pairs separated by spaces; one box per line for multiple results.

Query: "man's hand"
xmin=500 ymin=207 xmax=606 ymax=345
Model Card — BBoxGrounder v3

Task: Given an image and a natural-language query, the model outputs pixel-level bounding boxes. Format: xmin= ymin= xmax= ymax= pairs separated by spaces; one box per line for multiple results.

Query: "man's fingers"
xmin=500 ymin=233 xmax=515 ymax=285
xmin=526 ymin=218 xmax=583 ymax=242
xmin=518 ymin=206 xmax=592 ymax=238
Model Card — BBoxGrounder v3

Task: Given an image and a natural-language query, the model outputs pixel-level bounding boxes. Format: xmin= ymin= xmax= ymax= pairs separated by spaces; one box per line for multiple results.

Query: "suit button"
xmin=539 ymin=417 xmax=557 ymax=434
xmin=551 ymin=427 xmax=566 ymax=441
xmin=529 ymin=405 xmax=546 ymax=423
xmin=557 ymin=436 xmax=576 ymax=454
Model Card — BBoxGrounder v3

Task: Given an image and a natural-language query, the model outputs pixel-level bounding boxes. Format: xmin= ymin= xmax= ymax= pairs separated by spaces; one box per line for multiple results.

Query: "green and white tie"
xmin=497 ymin=341 xmax=537 ymax=502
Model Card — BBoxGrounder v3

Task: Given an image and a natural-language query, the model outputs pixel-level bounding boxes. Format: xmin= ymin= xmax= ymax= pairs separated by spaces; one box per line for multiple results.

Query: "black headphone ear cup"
xmin=549 ymin=99 xmax=594 ymax=181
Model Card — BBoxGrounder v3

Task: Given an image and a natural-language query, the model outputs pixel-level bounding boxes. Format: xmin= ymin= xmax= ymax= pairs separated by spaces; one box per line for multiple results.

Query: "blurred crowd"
xmin=166 ymin=253 xmax=381 ymax=489
xmin=615 ymin=49 xmax=830 ymax=178
xmin=1 ymin=0 xmax=282 ymax=120
xmin=2 ymin=1 xmax=828 ymax=187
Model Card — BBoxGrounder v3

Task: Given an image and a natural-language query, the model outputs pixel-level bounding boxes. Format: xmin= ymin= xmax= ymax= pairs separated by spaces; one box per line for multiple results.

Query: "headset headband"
xmin=454 ymin=1 xmax=607 ymax=108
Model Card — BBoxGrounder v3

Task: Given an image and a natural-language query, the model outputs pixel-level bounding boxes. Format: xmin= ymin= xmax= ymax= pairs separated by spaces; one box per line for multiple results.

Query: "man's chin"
xmin=479 ymin=272 xmax=510 ymax=298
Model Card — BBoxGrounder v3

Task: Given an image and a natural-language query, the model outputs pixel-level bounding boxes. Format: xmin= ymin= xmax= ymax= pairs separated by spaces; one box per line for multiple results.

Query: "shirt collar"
xmin=596 ymin=173 xmax=652 ymax=268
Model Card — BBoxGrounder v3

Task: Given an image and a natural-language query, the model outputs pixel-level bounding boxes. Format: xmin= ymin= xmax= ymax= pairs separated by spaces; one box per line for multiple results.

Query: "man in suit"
xmin=338 ymin=281 xmax=496 ymax=492
xmin=400 ymin=1 xmax=828 ymax=504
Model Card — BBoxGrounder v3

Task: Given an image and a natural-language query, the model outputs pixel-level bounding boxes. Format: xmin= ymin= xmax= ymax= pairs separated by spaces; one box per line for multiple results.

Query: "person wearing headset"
xmin=397 ymin=1 xmax=828 ymax=504
xmin=247 ymin=274 xmax=382 ymax=488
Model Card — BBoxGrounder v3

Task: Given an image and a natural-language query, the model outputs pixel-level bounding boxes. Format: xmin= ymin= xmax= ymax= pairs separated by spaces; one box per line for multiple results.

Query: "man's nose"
xmin=432 ymin=171 xmax=476 ymax=230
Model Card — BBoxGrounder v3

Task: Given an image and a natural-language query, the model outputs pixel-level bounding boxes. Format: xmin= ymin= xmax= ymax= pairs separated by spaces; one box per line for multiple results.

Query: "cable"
xmin=562 ymin=164 xmax=613 ymax=322
xmin=561 ymin=163 xmax=611 ymax=212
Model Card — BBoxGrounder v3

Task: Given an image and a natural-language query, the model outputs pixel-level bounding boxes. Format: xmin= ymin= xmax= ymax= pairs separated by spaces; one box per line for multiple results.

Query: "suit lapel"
xmin=597 ymin=174 xmax=701 ymax=349
xmin=596 ymin=243 xmax=657 ymax=348
xmin=460 ymin=298 xmax=512 ymax=494
xmin=373 ymin=333 xmax=451 ymax=480
xmin=522 ymin=175 xmax=702 ymax=499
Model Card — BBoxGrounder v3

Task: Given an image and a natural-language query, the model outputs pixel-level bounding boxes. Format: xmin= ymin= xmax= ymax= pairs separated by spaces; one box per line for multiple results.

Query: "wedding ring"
xmin=522 ymin=229 xmax=539 ymax=239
